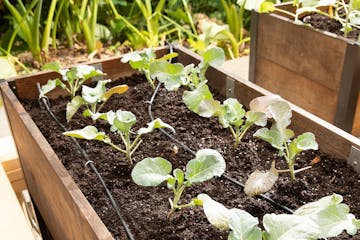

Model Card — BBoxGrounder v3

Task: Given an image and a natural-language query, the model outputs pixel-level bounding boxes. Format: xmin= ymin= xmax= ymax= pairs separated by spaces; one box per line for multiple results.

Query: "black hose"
xmin=36 ymin=84 xmax=136 ymax=240
xmin=147 ymin=44 xmax=294 ymax=214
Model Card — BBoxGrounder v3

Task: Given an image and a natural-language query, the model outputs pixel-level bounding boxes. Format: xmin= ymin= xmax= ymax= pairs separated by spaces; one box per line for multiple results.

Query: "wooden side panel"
xmin=255 ymin=57 xmax=338 ymax=122
xmin=175 ymin=46 xmax=360 ymax=161
xmin=352 ymin=95 xmax=360 ymax=136
xmin=0 ymin=82 xmax=112 ymax=240
xmin=256 ymin=13 xmax=346 ymax=91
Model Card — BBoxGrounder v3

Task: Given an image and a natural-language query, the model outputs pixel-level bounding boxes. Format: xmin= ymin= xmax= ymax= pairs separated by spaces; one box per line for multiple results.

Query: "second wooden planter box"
xmin=1 ymin=46 xmax=360 ymax=239
xmin=249 ymin=3 xmax=360 ymax=136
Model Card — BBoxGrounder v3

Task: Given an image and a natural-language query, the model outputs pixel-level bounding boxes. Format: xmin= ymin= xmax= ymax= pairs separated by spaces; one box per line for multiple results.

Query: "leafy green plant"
xmin=253 ymin=100 xmax=318 ymax=180
xmin=39 ymin=63 xmax=104 ymax=121
xmin=3 ymin=0 xmax=56 ymax=63
xmin=131 ymin=149 xmax=226 ymax=218
xmin=121 ymin=48 xmax=178 ymax=89
xmin=64 ymin=111 xmax=174 ymax=164
xmin=198 ymin=193 xmax=360 ymax=240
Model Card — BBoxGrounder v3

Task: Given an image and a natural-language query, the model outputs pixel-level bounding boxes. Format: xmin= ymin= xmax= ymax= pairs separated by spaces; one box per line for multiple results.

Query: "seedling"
xmin=121 ymin=48 xmax=178 ymax=89
xmin=198 ymin=193 xmax=360 ymax=240
xmin=253 ymin=100 xmax=318 ymax=180
xmin=81 ymin=80 xmax=128 ymax=121
xmin=131 ymin=149 xmax=226 ymax=218
xmin=63 ymin=110 xmax=174 ymax=165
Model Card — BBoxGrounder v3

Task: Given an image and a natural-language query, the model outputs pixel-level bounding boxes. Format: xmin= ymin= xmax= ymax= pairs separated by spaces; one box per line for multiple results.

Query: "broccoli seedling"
xmin=131 ymin=149 xmax=226 ymax=218
xmin=63 ymin=110 xmax=174 ymax=165
xmin=253 ymin=100 xmax=318 ymax=180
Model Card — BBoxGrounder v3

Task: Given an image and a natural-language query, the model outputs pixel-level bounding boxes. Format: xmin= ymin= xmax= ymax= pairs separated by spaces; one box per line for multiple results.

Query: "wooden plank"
xmin=0 ymin=165 xmax=35 ymax=240
xmin=0 ymin=81 xmax=113 ymax=240
xmin=7 ymin=47 xmax=170 ymax=100
xmin=175 ymin=46 xmax=360 ymax=163
xmin=352 ymin=95 xmax=360 ymax=136
xmin=255 ymin=56 xmax=337 ymax=123
xmin=6 ymin=167 xmax=24 ymax=182
xmin=256 ymin=12 xmax=346 ymax=91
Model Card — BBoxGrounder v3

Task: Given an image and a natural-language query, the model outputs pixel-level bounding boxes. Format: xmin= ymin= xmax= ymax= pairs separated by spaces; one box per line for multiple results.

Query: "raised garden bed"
xmin=249 ymin=3 xmax=360 ymax=136
xmin=1 ymin=46 xmax=360 ymax=239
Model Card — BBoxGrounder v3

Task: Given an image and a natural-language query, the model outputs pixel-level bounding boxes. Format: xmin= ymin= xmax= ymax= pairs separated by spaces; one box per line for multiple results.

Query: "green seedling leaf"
xmin=228 ymin=209 xmax=263 ymax=240
xmin=201 ymin=46 xmax=225 ymax=67
xmin=83 ymin=109 xmax=109 ymax=121
xmin=183 ymin=83 xmax=214 ymax=114
xmin=254 ymin=128 xmax=284 ymax=150
xmin=249 ymin=95 xmax=282 ymax=118
xmin=268 ymin=101 xmax=292 ymax=133
xmin=102 ymin=84 xmax=129 ymax=102
xmin=238 ymin=0 xmax=268 ymax=11
xmin=82 ymin=80 xmax=111 ymax=104
xmin=63 ymin=126 xmax=108 ymax=141
xmin=158 ymin=52 xmax=179 ymax=61
xmin=39 ymin=79 xmax=65 ymax=99
xmin=173 ymin=168 xmax=184 ymax=186
xmin=352 ymin=0 xmax=360 ymax=10
xmin=288 ymin=132 xmax=318 ymax=160
xmin=197 ymin=193 xmax=231 ymax=230
xmin=244 ymin=162 xmax=279 ymax=196
xmin=74 ymin=65 xmax=104 ymax=81
xmin=66 ymin=96 xmax=84 ymax=121
xmin=263 ymin=214 xmax=320 ymax=240
xmin=112 ymin=110 xmax=137 ymax=133
xmin=121 ymin=51 xmax=143 ymax=63
xmin=137 ymin=118 xmax=175 ymax=135
xmin=245 ymin=111 xmax=267 ymax=127
xmin=131 ymin=157 xmax=172 ymax=186
xmin=219 ymin=98 xmax=246 ymax=128
xmin=259 ymin=1 xmax=275 ymax=13
xmin=185 ymin=149 xmax=226 ymax=184
xmin=294 ymin=194 xmax=360 ymax=237
xmin=42 ymin=62 xmax=61 ymax=73
xmin=198 ymin=99 xmax=223 ymax=118
xmin=150 ymin=60 xmax=186 ymax=91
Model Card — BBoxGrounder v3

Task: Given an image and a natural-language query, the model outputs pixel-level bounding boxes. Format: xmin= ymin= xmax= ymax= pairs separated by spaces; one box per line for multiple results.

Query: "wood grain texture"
xmin=255 ymin=56 xmax=337 ymax=123
xmin=0 ymin=81 xmax=113 ymax=240
xmin=352 ymin=96 xmax=360 ymax=136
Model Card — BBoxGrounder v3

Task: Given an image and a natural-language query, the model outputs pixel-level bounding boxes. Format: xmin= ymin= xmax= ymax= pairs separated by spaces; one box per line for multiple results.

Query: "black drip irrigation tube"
xmin=36 ymin=84 xmax=135 ymax=240
xmin=147 ymin=44 xmax=294 ymax=214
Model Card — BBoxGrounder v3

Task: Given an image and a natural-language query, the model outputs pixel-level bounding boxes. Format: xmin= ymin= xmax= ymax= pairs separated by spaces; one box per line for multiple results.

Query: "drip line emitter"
xmin=35 ymin=44 xmax=295 ymax=240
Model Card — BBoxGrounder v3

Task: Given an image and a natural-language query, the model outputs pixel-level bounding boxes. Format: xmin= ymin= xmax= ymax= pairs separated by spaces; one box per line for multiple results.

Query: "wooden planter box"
xmin=249 ymin=3 xmax=360 ymax=136
xmin=1 ymin=46 xmax=360 ymax=239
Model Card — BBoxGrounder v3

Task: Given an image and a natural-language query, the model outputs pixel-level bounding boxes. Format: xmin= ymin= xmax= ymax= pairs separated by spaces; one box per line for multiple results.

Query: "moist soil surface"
xmin=302 ymin=13 xmax=360 ymax=40
xmin=21 ymin=74 xmax=360 ymax=239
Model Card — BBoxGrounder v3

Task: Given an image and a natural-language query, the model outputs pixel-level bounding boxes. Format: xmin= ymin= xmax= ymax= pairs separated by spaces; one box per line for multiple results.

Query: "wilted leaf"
xmin=66 ymin=96 xmax=84 ymax=121
xmin=249 ymin=95 xmax=282 ymax=117
xmin=137 ymin=118 xmax=175 ymax=135
xmin=63 ymin=125 xmax=108 ymax=141
xmin=131 ymin=157 xmax=172 ymax=186
xmin=102 ymin=84 xmax=129 ymax=102
xmin=244 ymin=162 xmax=279 ymax=196
xmin=268 ymin=101 xmax=292 ymax=132
xmin=197 ymin=193 xmax=231 ymax=230
xmin=185 ymin=149 xmax=226 ymax=184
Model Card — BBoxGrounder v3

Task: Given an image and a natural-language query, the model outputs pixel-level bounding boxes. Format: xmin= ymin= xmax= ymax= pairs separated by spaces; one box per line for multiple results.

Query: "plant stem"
xmin=167 ymin=184 xmax=186 ymax=219
xmin=106 ymin=142 xmax=127 ymax=154
xmin=42 ymin=0 xmax=58 ymax=52
xmin=181 ymin=0 xmax=198 ymax=37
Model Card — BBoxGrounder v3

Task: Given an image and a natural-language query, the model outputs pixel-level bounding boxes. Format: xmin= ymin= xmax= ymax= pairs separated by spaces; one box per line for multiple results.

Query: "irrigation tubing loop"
xmin=147 ymin=44 xmax=294 ymax=214
xmin=36 ymin=83 xmax=136 ymax=240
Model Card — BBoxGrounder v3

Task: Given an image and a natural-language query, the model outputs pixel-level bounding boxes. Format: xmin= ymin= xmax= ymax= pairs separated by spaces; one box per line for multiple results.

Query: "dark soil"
xmin=302 ymin=13 xmax=360 ymax=40
xmin=21 ymin=74 xmax=360 ymax=239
